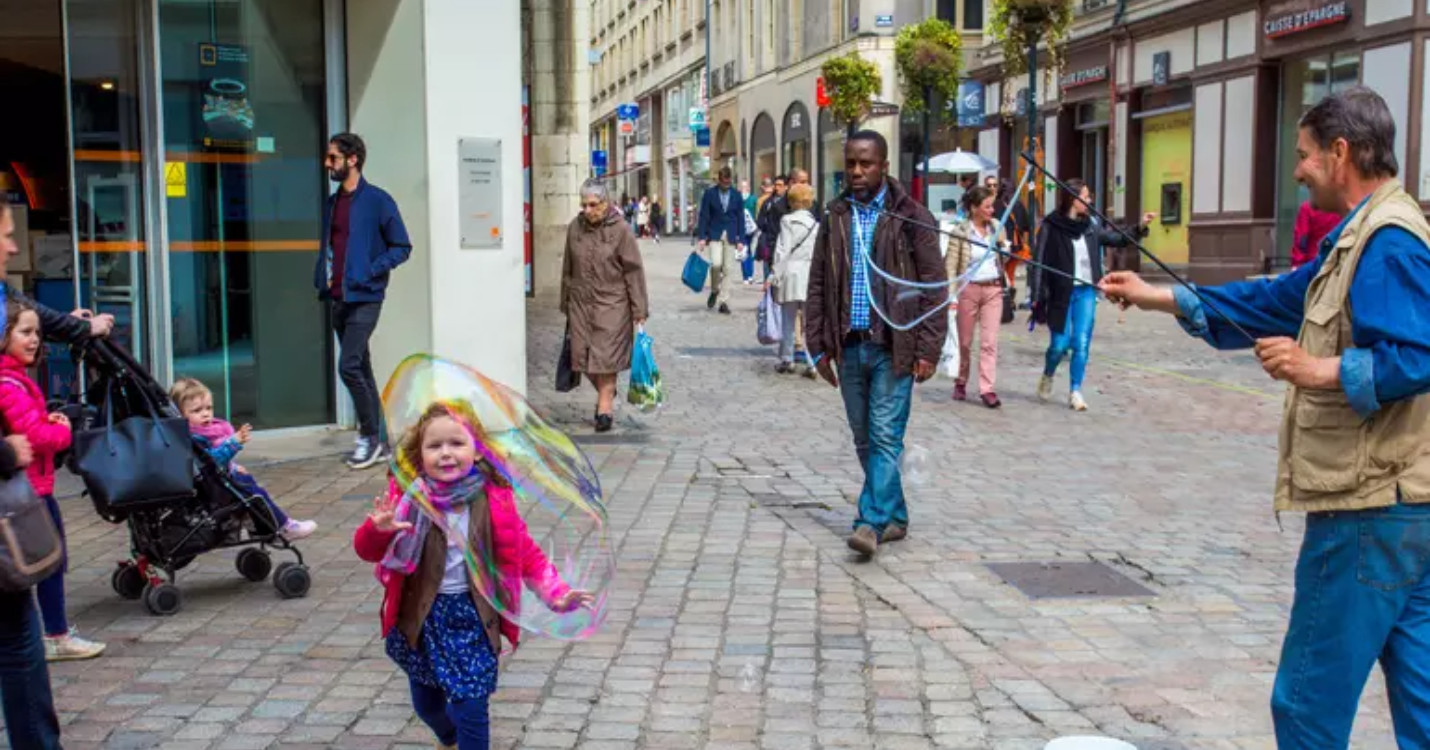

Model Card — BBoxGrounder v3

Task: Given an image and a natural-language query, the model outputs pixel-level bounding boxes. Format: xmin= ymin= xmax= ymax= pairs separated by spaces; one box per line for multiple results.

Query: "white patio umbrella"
xmin=919 ymin=149 xmax=998 ymax=175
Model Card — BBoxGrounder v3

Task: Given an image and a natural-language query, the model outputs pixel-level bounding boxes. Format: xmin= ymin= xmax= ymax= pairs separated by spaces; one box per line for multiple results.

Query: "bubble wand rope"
xmin=1017 ymin=151 xmax=1258 ymax=345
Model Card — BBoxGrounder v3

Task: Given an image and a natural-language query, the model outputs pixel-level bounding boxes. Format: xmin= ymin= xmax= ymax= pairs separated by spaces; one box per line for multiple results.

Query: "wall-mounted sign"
xmin=633 ymin=145 xmax=651 ymax=164
xmin=955 ymin=81 xmax=985 ymax=127
xmin=1060 ymin=65 xmax=1108 ymax=91
xmin=457 ymin=137 xmax=502 ymax=250
xmin=695 ymin=126 xmax=711 ymax=147
xmin=592 ymin=149 xmax=608 ymax=176
xmin=1264 ymin=2 xmax=1350 ymax=39
xmin=689 ymin=107 xmax=706 ymax=131
xmin=618 ymin=119 xmax=635 ymax=136
xmin=875 ymin=14 xmax=893 ymax=27
xmin=868 ymin=101 xmax=900 ymax=118
xmin=816 ymin=77 xmax=830 ymax=108
xmin=1152 ymin=52 xmax=1171 ymax=86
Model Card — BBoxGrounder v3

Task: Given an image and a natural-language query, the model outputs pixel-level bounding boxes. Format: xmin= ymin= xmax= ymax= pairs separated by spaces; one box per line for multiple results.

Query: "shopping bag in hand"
xmin=556 ymin=326 xmax=581 ymax=392
xmin=681 ymin=251 xmax=710 ymax=293
xmin=757 ymin=288 xmax=783 ymax=346
xmin=627 ymin=328 xmax=665 ymax=412
xmin=937 ymin=308 xmax=960 ymax=379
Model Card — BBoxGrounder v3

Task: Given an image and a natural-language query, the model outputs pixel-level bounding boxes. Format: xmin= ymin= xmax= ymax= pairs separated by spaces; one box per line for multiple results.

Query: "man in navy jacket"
xmin=316 ymin=133 xmax=412 ymax=469
xmin=697 ymin=166 xmax=747 ymax=314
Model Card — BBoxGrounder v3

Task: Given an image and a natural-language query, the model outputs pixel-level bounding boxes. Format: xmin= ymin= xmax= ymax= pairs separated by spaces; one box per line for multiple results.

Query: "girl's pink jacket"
xmin=352 ymin=476 xmax=570 ymax=651
xmin=0 ymin=354 xmax=71 ymax=495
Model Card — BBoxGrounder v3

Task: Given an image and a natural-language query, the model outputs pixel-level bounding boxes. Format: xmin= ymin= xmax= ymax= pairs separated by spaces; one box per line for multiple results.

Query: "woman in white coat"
xmin=766 ymin=183 xmax=819 ymax=376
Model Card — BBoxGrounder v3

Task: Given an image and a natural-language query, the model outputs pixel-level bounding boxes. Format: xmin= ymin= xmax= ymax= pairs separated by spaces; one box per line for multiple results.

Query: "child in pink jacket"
xmin=353 ymin=400 xmax=591 ymax=749
xmin=0 ymin=299 xmax=105 ymax=662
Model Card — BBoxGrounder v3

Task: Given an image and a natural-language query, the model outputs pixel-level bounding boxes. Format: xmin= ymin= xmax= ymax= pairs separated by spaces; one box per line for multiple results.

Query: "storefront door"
xmin=156 ymin=0 xmax=334 ymax=427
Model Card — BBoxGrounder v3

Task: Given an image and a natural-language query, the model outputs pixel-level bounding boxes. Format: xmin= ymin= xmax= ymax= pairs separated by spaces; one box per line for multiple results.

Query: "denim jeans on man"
xmin=410 ymin=678 xmax=490 ymax=749
xmin=0 ymin=590 xmax=61 ymax=749
xmin=1271 ymin=501 xmax=1430 ymax=749
xmin=838 ymin=341 xmax=913 ymax=536
xmin=1044 ymin=284 xmax=1097 ymax=391
xmin=332 ymin=300 xmax=384 ymax=440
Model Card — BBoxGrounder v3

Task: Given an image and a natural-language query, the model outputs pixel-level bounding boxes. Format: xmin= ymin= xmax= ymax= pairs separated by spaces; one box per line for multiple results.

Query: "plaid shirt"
xmin=848 ymin=183 xmax=887 ymax=331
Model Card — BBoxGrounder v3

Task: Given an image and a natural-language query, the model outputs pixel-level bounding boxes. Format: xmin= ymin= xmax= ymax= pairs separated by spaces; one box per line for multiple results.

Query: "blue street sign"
xmin=592 ymin=150 xmax=608 ymax=176
xmin=695 ymin=126 xmax=710 ymax=147
xmin=617 ymin=103 xmax=639 ymax=121
xmin=955 ymin=81 xmax=985 ymax=127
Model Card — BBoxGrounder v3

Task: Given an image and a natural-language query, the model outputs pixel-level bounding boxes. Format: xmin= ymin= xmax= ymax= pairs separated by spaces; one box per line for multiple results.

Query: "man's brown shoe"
xmin=882 ymin=524 xmax=907 ymax=543
xmin=847 ymin=526 xmax=878 ymax=557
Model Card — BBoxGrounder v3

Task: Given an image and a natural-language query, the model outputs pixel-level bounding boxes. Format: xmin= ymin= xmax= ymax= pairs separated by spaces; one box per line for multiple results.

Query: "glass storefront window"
xmin=1276 ymin=52 xmax=1360 ymax=266
xmin=158 ymin=0 xmax=333 ymax=428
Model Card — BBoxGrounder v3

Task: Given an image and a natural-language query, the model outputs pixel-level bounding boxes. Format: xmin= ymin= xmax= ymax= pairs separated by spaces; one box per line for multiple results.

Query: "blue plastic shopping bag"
xmin=628 ymin=328 xmax=665 ymax=412
xmin=681 ymin=251 xmax=710 ymax=293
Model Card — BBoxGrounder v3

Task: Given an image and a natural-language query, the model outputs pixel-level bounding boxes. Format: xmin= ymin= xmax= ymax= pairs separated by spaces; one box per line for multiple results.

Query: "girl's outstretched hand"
xmin=369 ymin=494 xmax=413 ymax=533
xmin=552 ymin=589 xmax=596 ymax=612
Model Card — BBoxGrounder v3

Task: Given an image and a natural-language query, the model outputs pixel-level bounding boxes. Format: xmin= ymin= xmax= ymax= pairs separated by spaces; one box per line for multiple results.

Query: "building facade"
xmin=589 ymin=0 xmax=709 ymax=233
xmin=0 ymin=0 xmax=583 ymax=430
xmin=966 ymin=0 xmax=1430 ymax=283
xmin=699 ymin=0 xmax=988 ymax=208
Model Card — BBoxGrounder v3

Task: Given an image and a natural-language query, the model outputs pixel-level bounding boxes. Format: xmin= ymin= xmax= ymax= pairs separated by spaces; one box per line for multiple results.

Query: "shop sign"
xmin=592 ymin=150 xmax=608 ymax=176
xmin=457 ymin=137 xmax=503 ymax=250
xmin=868 ymin=101 xmax=900 ymax=118
xmin=955 ymin=81 xmax=985 ymax=127
xmin=875 ymin=14 xmax=893 ymax=27
xmin=1060 ymin=65 xmax=1107 ymax=91
xmin=633 ymin=145 xmax=651 ymax=164
xmin=1152 ymin=52 xmax=1171 ymax=86
xmin=689 ymin=107 xmax=706 ymax=131
xmin=1264 ymin=2 xmax=1350 ymax=39
xmin=695 ymin=126 xmax=711 ymax=147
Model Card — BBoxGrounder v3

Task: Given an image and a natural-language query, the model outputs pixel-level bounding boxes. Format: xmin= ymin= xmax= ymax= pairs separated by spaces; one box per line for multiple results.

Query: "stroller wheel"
xmin=111 ymin=564 xmax=145 ymax=600
xmin=235 ymin=548 xmax=272 ymax=583
xmin=272 ymin=562 xmax=311 ymax=600
xmin=143 ymin=582 xmax=182 ymax=616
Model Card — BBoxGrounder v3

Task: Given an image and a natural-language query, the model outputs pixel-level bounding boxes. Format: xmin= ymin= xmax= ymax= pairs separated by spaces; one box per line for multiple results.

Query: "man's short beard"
xmin=329 ymin=166 xmax=350 ymax=183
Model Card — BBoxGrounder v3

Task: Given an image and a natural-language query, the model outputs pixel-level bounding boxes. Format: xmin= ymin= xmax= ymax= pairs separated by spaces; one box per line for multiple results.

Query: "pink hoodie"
xmin=0 ymin=354 xmax=71 ymax=495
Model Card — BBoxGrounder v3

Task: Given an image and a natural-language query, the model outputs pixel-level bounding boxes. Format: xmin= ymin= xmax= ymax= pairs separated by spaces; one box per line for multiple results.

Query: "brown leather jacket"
xmin=805 ymin=178 xmax=948 ymax=376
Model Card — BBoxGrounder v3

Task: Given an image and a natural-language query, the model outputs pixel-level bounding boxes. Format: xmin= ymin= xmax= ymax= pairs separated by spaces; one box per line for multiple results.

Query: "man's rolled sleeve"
xmin=1172 ymin=285 xmax=1212 ymax=341
xmin=1340 ymin=348 xmax=1380 ymax=418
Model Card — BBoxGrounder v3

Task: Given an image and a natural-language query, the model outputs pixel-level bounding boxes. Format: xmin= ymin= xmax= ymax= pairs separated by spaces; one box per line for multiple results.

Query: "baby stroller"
xmin=60 ymin=338 xmax=311 ymax=616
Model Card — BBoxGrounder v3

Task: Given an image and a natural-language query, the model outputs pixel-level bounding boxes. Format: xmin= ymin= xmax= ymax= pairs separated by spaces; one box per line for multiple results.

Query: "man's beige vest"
xmin=1275 ymin=181 xmax=1430 ymax=512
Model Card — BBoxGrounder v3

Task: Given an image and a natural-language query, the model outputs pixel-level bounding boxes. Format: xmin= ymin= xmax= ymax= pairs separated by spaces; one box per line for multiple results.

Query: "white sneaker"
xmin=1037 ymin=375 xmax=1054 ymax=402
xmin=45 ymin=628 xmax=105 ymax=662
xmin=1070 ymin=391 xmax=1088 ymax=412
xmin=283 ymin=519 xmax=318 ymax=540
xmin=346 ymin=437 xmax=389 ymax=470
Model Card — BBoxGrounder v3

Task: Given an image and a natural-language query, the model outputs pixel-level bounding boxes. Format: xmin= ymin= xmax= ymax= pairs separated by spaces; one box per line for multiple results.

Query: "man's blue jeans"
xmin=838 ymin=341 xmax=914 ymax=537
xmin=410 ymin=678 xmax=490 ymax=749
xmin=0 ymin=590 xmax=61 ymax=749
xmin=1272 ymin=501 xmax=1430 ymax=748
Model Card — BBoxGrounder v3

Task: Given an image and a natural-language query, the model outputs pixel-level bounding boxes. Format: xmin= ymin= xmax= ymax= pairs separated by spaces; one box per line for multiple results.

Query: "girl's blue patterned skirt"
xmin=385 ymin=592 xmax=498 ymax=701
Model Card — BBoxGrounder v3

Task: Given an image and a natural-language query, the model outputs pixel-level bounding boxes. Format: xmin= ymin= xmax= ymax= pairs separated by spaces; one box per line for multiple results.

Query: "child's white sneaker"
xmin=282 ymin=519 xmax=317 ymax=540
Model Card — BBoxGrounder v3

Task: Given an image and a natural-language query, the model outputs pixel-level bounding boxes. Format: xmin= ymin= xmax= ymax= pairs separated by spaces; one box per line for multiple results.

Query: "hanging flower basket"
xmin=989 ymin=0 xmax=1075 ymax=108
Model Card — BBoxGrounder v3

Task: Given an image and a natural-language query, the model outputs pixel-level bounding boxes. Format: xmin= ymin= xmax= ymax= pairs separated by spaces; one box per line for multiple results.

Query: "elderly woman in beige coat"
xmin=561 ymin=179 xmax=650 ymax=432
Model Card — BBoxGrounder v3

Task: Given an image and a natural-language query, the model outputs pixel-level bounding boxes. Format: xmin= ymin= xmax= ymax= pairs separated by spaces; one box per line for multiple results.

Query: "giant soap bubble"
xmin=382 ymin=354 xmax=613 ymax=641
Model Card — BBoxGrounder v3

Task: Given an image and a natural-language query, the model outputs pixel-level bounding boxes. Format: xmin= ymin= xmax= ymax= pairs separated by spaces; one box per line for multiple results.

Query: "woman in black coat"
xmin=1030 ymin=178 xmax=1155 ymax=411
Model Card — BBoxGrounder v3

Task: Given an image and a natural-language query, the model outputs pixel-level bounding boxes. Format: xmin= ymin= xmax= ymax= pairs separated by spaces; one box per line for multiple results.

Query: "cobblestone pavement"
xmin=14 ymin=238 xmax=1398 ymax=749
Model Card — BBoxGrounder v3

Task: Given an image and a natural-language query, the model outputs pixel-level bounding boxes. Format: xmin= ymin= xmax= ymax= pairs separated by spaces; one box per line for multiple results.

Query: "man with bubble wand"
xmin=1102 ymin=87 xmax=1430 ymax=748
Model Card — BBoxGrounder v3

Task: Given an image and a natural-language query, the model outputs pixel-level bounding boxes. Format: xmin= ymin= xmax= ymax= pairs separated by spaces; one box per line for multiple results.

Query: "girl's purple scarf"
xmin=379 ymin=469 xmax=487 ymax=575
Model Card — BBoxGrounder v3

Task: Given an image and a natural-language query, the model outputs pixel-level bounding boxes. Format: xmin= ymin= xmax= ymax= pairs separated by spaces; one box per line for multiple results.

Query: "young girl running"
xmin=0 ymin=299 xmax=105 ymax=661
xmin=354 ymin=401 xmax=593 ymax=749
xmin=170 ymin=378 xmax=317 ymax=539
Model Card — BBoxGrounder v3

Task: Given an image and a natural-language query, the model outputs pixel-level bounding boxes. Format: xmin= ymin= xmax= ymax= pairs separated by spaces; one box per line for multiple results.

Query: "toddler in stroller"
xmin=169 ymin=378 xmax=317 ymax=540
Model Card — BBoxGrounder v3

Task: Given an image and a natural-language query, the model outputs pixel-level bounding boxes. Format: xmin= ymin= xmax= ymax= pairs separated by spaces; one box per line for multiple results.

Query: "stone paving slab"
xmin=0 ymin=239 xmax=1397 ymax=748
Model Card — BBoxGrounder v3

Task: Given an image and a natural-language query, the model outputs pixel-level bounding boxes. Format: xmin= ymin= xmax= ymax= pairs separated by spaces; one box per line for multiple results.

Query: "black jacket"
xmin=1031 ymin=213 xmax=1146 ymax=334
xmin=756 ymin=195 xmax=790 ymax=261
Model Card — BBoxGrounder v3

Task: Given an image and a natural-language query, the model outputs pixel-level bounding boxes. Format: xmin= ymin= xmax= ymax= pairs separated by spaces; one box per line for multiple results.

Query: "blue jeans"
xmin=741 ymin=253 xmax=755 ymax=281
xmin=1044 ymin=285 xmax=1097 ymax=392
xmin=838 ymin=341 xmax=914 ymax=536
xmin=231 ymin=471 xmax=290 ymax=531
xmin=0 ymin=590 xmax=61 ymax=749
xmin=411 ymin=678 xmax=490 ymax=749
xmin=35 ymin=495 xmax=68 ymax=637
xmin=1271 ymin=502 xmax=1430 ymax=749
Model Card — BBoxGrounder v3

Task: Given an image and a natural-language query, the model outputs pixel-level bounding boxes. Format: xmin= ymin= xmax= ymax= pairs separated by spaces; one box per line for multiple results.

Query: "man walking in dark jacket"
xmin=316 ymin=133 xmax=413 ymax=469
xmin=806 ymin=131 xmax=947 ymax=559
xmin=696 ymin=167 xmax=747 ymax=314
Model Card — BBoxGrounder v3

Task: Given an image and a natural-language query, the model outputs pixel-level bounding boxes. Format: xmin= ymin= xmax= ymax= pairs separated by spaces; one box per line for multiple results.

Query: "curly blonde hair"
xmin=395 ymin=400 xmax=508 ymax=487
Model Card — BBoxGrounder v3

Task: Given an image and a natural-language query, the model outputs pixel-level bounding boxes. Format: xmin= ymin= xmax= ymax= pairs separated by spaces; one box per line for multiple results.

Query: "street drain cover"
xmin=986 ymin=561 xmax=1155 ymax=599
xmin=572 ymin=433 xmax=649 ymax=445
xmin=676 ymin=346 xmax=773 ymax=358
